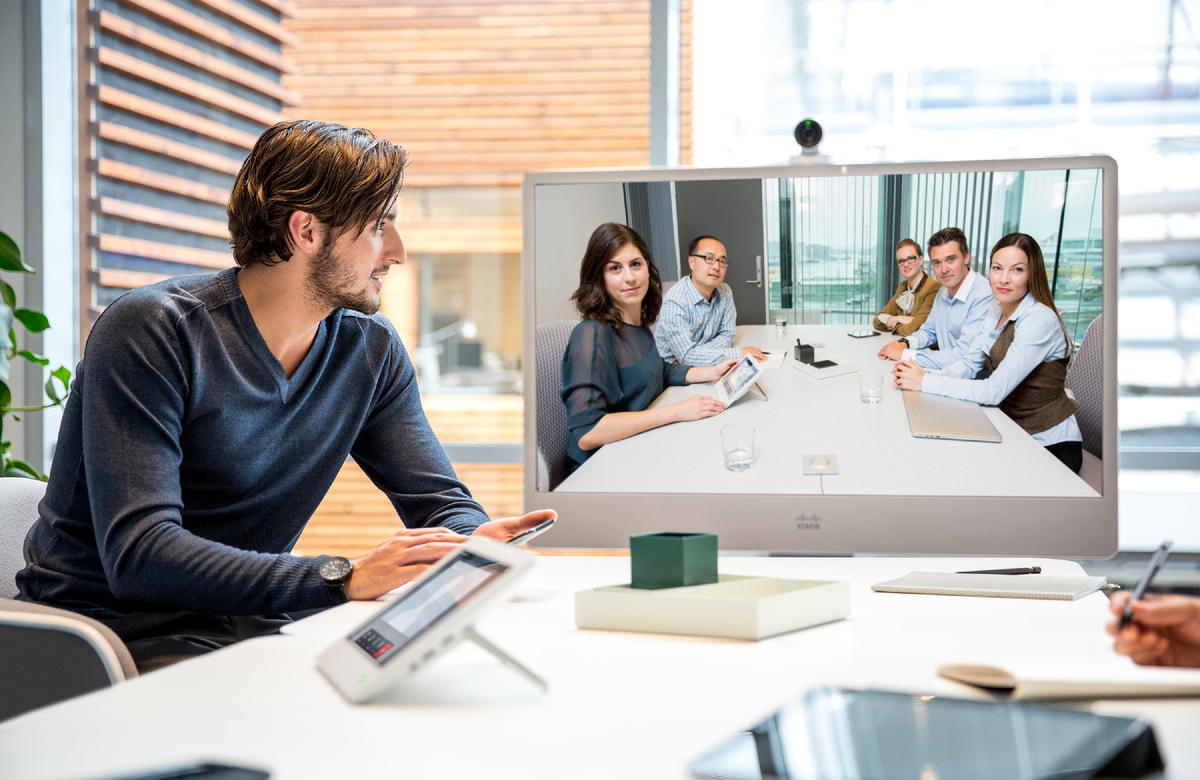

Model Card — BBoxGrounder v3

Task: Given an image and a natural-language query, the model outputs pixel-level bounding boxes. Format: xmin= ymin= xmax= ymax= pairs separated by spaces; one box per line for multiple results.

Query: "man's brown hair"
xmin=927 ymin=226 xmax=969 ymax=257
xmin=227 ymin=120 xmax=407 ymax=267
xmin=570 ymin=222 xmax=663 ymax=332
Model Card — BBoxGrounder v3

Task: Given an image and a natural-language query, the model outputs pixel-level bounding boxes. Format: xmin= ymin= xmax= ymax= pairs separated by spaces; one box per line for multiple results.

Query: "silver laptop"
xmin=902 ymin=391 xmax=1002 ymax=443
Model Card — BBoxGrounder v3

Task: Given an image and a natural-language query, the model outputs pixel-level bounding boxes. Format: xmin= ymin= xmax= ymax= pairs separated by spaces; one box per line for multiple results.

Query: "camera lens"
xmin=794 ymin=119 xmax=823 ymax=149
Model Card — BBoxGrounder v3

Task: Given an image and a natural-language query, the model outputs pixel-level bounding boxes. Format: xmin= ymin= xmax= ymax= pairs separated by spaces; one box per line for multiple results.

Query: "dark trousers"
xmin=105 ymin=612 xmax=297 ymax=674
xmin=1045 ymin=440 xmax=1084 ymax=474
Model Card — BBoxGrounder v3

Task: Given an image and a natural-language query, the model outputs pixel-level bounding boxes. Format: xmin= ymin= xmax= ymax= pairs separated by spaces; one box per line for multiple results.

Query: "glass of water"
xmin=775 ymin=316 xmax=788 ymax=339
xmin=721 ymin=423 xmax=756 ymax=471
xmin=860 ymin=370 xmax=884 ymax=404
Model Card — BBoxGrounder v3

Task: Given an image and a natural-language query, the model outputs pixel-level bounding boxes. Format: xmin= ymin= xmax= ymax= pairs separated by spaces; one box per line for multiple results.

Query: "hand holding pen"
xmin=1108 ymin=592 xmax=1200 ymax=668
xmin=1106 ymin=541 xmax=1200 ymax=668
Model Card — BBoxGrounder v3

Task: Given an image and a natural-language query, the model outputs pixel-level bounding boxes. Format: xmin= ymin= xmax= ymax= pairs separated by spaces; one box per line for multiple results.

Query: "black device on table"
xmin=689 ymin=687 xmax=1163 ymax=780
xmin=507 ymin=515 xmax=557 ymax=546
xmin=794 ymin=340 xmax=837 ymax=369
xmin=847 ymin=329 xmax=880 ymax=338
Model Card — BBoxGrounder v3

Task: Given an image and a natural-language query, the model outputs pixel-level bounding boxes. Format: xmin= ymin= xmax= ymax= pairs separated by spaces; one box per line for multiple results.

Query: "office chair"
xmin=0 ymin=477 xmax=138 ymax=723
xmin=535 ymin=320 xmax=577 ymax=492
xmin=1066 ymin=315 xmax=1103 ymax=491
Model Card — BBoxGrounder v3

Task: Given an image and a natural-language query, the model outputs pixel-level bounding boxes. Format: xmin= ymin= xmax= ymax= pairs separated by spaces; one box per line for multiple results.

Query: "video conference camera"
xmin=789 ymin=118 xmax=828 ymax=165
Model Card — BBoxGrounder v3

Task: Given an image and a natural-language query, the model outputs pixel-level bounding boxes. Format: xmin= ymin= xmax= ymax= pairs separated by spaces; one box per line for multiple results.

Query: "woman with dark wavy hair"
xmin=894 ymin=232 xmax=1084 ymax=473
xmin=561 ymin=223 xmax=736 ymax=469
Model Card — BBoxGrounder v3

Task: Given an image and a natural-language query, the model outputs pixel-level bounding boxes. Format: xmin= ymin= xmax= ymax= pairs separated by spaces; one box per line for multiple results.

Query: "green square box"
xmin=630 ymin=532 xmax=718 ymax=590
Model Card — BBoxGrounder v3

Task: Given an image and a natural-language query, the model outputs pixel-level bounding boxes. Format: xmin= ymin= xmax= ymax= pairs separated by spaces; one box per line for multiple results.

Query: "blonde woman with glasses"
xmin=873 ymin=238 xmax=941 ymax=336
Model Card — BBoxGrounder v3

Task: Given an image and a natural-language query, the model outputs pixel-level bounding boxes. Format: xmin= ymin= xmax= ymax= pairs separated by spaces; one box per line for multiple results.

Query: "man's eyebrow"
xmin=383 ymin=211 xmax=396 ymax=221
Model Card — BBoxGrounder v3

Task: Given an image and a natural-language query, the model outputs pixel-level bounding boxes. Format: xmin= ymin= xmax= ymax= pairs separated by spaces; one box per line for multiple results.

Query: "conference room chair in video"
xmin=1066 ymin=314 xmax=1104 ymax=493
xmin=0 ymin=477 xmax=138 ymax=723
xmin=535 ymin=320 xmax=578 ymax=492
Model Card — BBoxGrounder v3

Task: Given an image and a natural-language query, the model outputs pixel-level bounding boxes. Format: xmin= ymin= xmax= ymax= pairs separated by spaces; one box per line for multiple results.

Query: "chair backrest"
xmin=1066 ymin=314 xmax=1103 ymax=459
xmin=0 ymin=477 xmax=47 ymax=599
xmin=0 ymin=599 xmax=138 ymax=721
xmin=535 ymin=320 xmax=578 ymax=492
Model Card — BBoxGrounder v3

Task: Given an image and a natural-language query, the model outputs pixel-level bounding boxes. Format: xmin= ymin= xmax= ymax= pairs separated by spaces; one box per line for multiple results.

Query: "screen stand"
xmin=463 ymin=626 xmax=547 ymax=693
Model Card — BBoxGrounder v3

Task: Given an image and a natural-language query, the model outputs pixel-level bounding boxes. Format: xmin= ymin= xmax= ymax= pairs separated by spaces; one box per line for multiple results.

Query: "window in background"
xmin=694 ymin=0 xmax=1200 ymax=550
xmin=765 ymin=169 xmax=1103 ymax=341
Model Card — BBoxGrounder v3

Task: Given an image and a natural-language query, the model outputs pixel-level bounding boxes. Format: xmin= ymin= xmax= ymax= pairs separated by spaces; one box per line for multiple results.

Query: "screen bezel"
xmin=348 ymin=550 xmax=510 ymax=665
xmin=522 ymin=155 xmax=1117 ymax=556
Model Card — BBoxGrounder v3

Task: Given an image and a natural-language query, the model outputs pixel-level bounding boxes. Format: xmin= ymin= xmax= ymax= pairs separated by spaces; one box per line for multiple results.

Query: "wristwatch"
xmin=319 ymin=556 xmax=353 ymax=601
xmin=898 ymin=338 xmax=909 ymax=347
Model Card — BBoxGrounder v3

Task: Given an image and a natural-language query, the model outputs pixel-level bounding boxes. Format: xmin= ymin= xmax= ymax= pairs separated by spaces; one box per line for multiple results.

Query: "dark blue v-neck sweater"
xmin=17 ymin=269 xmax=486 ymax=633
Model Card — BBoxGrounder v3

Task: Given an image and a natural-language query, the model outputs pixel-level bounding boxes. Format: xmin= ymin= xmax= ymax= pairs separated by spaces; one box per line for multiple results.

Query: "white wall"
xmin=533 ymin=182 xmax=627 ymax=325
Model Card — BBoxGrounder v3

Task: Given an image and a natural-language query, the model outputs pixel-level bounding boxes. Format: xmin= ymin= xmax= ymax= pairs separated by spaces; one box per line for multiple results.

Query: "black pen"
xmin=1117 ymin=540 xmax=1173 ymax=630
xmin=955 ymin=566 xmax=1041 ymax=575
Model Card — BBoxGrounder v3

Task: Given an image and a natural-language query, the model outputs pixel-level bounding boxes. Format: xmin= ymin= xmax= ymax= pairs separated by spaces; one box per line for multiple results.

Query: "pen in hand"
xmin=1117 ymin=540 xmax=1173 ymax=630
xmin=955 ymin=566 xmax=1041 ymax=575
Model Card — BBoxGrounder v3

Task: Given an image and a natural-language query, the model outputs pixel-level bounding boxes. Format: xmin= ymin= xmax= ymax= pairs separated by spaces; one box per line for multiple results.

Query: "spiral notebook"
xmin=871 ymin=571 xmax=1107 ymax=601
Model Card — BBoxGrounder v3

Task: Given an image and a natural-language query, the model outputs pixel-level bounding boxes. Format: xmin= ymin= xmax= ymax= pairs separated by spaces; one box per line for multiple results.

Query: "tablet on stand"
xmin=316 ymin=536 xmax=543 ymax=703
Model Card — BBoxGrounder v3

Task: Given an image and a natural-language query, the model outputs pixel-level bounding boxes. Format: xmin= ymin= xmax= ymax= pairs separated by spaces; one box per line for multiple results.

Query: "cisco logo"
xmin=794 ymin=513 xmax=823 ymax=531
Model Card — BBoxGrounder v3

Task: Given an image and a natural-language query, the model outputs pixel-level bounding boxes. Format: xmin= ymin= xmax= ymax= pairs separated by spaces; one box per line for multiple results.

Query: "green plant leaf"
xmin=17 ymin=349 xmax=49 ymax=366
xmin=0 ymin=280 xmax=15 ymax=309
xmin=45 ymin=365 xmax=71 ymax=404
xmin=0 ymin=377 xmax=10 ymax=410
xmin=0 ymin=231 xmax=34 ymax=273
xmin=14 ymin=308 xmax=50 ymax=333
xmin=4 ymin=459 xmax=44 ymax=480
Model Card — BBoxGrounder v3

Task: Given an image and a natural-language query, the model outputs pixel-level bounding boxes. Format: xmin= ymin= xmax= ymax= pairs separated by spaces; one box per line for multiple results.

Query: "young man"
xmin=655 ymin=235 xmax=766 ymax=365
xmin=877 ymin=227 xmax=993 ymax=369
xmin=16 ymin=120 xmax=552 ymax=671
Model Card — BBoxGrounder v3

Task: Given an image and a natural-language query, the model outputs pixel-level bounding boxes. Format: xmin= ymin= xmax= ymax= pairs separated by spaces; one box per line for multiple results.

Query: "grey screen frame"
xmin=521 ymin=156 xmax=1118 ymax=556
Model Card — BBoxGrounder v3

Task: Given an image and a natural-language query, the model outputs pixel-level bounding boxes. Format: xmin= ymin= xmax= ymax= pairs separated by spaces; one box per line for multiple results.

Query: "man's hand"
xmin=892 ymin=360 xmax=924 ymax=391
xmin=474 ymin=509 xmax=558 ymax=544
xmin=346 ymin=527 xmax=467 ymax=600
xmin=1107 ymin=592 xmax=1200 ymax=668
xmin=878 ymin=340 xmax=906 ymax=361
xmin=740 ymin=345 xmax=767 ymax=361
xmin=892 ymin=315 xmax=914 ymax=326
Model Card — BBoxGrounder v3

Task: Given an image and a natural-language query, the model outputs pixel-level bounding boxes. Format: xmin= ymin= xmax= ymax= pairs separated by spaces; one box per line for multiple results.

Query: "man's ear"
xmin=287 ymin=210 xmax=323 ymax=257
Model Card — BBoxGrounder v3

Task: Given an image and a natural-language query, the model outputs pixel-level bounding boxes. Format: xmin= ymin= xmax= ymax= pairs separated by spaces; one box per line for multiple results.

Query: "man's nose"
xmin=384 ymin=225 xmax=406 ymax=265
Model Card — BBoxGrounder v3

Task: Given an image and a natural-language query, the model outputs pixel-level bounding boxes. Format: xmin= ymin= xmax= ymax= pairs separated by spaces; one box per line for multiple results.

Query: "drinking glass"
xmin=721 ymin=424 xmax=756 ymax=471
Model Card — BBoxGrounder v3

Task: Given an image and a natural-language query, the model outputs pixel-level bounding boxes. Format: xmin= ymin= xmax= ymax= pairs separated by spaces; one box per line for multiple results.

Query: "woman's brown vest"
xmin=984 ymin=319 xmax=1077 ymax=435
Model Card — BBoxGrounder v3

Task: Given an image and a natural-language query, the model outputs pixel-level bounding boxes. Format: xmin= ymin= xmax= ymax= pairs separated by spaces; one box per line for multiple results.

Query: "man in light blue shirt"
xmin=656 ymin=235 xmax=766 ymax=365
xmin=878 ymin=227 xmax=993 ymax=370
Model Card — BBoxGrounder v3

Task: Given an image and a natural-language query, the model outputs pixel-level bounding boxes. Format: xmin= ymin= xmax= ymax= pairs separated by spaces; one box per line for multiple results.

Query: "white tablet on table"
xmin=713 ymin=354 xmax=764 ymax=405
xmin=316 ymin=536 xmax=535 ymax=703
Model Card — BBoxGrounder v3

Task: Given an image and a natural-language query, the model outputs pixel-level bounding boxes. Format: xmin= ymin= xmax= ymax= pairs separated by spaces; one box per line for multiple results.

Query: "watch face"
xmin=320 ymin=557 xmax=353 ymax=583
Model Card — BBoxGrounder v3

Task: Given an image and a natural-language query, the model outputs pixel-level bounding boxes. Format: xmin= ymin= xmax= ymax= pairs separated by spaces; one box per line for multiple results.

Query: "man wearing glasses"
xmin=655 ymin=235 xmax=767 ymax=365
xmin=877 ymin=227 xmax=993 ymax=368
xmin=872 ymin=238 xmax=940 ymax=336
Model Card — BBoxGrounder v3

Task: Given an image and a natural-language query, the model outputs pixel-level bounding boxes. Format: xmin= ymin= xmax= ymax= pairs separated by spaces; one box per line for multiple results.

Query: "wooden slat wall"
xmin=282 ymin=0 xmax=694 ymax=188
xmin=83 ymin=0 xmax=294 ymax=309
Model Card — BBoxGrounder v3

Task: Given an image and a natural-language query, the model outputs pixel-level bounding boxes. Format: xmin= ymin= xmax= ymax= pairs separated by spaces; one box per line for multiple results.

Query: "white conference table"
xmin=557 ymin=325 xmax=1096 ymax=497
xmin=1 ymin=555 xmax=1196 ymax=779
